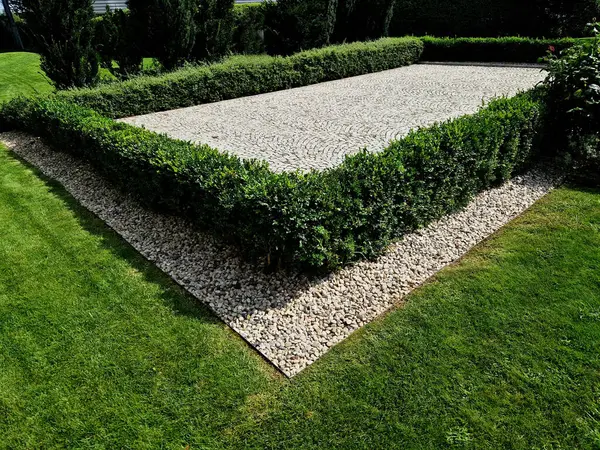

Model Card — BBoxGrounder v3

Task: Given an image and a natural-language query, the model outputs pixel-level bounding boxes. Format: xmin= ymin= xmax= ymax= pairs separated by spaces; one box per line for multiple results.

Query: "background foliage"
xmin=18 ymin=0 xmax=98 ymax=88
xmin=543 ymin=26 xmax=600 ymax=184
xmin=389 ymin=0 xmax=600 ymax=38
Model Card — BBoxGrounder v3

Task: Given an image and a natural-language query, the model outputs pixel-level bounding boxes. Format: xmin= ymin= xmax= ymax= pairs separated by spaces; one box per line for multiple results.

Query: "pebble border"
xmin=2 ymin=132 xmax=558 ymax=376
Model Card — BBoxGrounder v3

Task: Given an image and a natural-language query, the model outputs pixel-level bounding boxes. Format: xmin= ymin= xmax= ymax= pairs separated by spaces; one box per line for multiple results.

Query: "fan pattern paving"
xmin=121 ymin=63 xmax=546 ymax=172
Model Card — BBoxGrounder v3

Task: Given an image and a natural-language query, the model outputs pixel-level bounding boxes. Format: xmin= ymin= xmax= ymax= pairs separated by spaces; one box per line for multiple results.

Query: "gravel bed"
xmin=120 ymin=63 xmax=545 ymax=172
xmin=2 ymin=132 xmax=558 ymax=376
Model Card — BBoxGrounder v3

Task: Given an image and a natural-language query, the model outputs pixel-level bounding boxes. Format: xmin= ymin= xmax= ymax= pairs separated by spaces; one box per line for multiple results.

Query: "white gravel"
xmin=120 ymin=63 xmax=545 ymax=172
xmin=2 ymin=131 xmax=558 ymax=376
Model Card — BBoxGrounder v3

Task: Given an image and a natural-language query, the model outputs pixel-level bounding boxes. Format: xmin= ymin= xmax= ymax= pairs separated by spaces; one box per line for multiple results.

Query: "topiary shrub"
xmin=0 ymin=87 xmax=545 ymax=271
xmin=56 ymin=37 xmax=423 ymax=118
xmin=19 ymin=0 xmax=99 ymax=88
xmin=420 ymin=36 xmax=588 ymax=63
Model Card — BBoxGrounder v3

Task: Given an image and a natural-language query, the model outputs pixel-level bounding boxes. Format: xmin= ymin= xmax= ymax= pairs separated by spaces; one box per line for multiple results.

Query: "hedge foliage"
xmin=0 ymin=90 xmax=546 ymax=271
xmin=56 ymin=37 xmax=423 ymax=118
xmin=264 ymin=0 xmax=396 ymax=55
xmin=232 ymin=3 xmax=266 ymax=55
xmin=420 ymin=37 xmax=591 ymax=63
xmin=390 ymin=0 xmax=599 ymax=38
xmin=20 ymin=0 xmax=99 ymax=88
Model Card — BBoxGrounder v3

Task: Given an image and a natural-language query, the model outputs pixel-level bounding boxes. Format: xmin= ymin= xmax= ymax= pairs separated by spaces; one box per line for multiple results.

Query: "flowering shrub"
xmin=544 ymin=24 xmax=600 ymax=183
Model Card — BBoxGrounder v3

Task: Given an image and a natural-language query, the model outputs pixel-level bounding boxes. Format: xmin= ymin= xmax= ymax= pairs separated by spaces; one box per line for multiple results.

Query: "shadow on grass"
xmin=6 ymin=149 xmax=224 ymax=327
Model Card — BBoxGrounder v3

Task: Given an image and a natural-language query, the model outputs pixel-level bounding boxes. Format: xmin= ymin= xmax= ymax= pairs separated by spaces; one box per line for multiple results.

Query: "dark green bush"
xmin=128 ymin=0 xmax=197 ymax=70
xmin=19 ymin=0 xmax=98 ymax=88
xmin=332 ymin=0 xmax=396 ymax=43
xmin=0 ymin=89 xmax=546 ymax=271
xmin=56 ymin=37 xmax=423 ymax=118
xmin=264 ymin=0 xmax=397 ymax=55
xmin=232 ymin=3 xmax=265 ymax=55
xmin=543 ymin=27 xmax=600 ymax=184
xmin=93 ymin=9 xmax=144 ymax=78
xmin=421 ymin=37 xmax=589 ymax=63
xmin=264 ymin=0 xmax=337 ymax=55
xmin=193 ymin=0 xmax=235 ymax=61
xmin=389 ymin=0 xmax=600 ymax=38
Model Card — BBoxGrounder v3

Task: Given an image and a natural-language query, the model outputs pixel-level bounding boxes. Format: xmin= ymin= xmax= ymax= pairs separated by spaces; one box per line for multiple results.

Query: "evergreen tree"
xmin=193 ymin=0 xmax=235 ymax=61
xmin=128 ymin=0 xmax=197 ymax=70
xmin=20 ymin=0 xmax=98 ymax=88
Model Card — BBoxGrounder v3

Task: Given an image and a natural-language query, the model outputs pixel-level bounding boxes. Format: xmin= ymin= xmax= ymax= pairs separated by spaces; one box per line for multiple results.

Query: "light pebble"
xmin=2 ymin=132 xmax=557 ymax=376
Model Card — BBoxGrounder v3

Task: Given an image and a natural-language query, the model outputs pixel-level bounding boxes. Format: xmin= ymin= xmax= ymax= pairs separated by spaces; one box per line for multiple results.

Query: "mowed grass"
xmin=0 ymin=52 xmax=158 ymax=103
xmin=0 ymin=52 xmax=53 ymax=102
xmin=0 ymin=145 xmax=274 ymax=448
xmin=1 ymin=141 xmax=600 ymax=448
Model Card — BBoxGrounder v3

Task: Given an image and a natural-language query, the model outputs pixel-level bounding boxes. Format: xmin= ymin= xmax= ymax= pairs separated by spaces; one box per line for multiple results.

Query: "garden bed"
xmin=1 ymin=131 xmax=559 ymax=376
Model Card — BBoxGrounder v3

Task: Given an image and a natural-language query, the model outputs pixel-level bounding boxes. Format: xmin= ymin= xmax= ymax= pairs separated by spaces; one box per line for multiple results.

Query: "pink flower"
xmin=549 ymin=45 xmax=556 ymax=53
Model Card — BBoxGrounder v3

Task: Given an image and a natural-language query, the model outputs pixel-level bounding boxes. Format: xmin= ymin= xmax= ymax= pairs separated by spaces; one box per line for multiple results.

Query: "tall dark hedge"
xmin=264 ymin=0 xmax=337 ymax=55
xmin=128 ymin=0 xmax=196 ymax=70
xmin=192 ymin=0 xmax=235 ymax=61
xmin=332 ymin=0 xmax=396 ymax=43
xmin=232 ymin=3 xmax=266 ymax=54
xmin=93 ymin=9 xmax=143 ymax=77
xmin=266 ymin=0 xmax=400 ymax=55
xmin=389 ymin=0 xmax=600 ymax=38
xmin=19 ymin=0 xmax=98 ymax=88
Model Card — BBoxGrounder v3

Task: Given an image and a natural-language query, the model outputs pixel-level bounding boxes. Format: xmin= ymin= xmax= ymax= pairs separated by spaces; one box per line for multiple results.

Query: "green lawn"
xmin=0 ymin=52 xmax=54 ymax=102
xmin=1 ymin=141 xmax=600 ymax=449
xmin=0 ymin=52 xmax=157 ymax=103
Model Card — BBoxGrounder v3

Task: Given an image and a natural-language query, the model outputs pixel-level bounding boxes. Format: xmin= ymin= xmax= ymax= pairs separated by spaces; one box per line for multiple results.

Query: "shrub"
xmin=56 ymin=37 xmax=423 ymax=118
xmin=543 ymin=26 xmax=600 ymax=184
xmin=264 ymin=0 xmax=337 ymax=55
xmin=128 ymin=0 xmax=197 ymax=70
xmin=232 ymin=3 xmax=265 ymax=55
xmin=421 ymin=37 xmax=589 ymax=63
xmin=265 ymin=0 xmax=397 ymax=55
xmin=193 ymin=0 xmax=235 ymax=61
xmin=332 ymin=0 xmax=396 ymax=43
xmin=0 ymin=90 xmax=545 ymax=271
xmin=19 ymin=0 xmax=98 ymax=88
xmin=93 ymin=9 xmax=143 ymax=78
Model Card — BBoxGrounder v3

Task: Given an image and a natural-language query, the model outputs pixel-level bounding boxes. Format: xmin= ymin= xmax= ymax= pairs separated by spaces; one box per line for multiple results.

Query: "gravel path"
xmin=120 ymin=63 xmax=545 ymax=172
xmin=2 ymin=132 xmax=558 ymax=377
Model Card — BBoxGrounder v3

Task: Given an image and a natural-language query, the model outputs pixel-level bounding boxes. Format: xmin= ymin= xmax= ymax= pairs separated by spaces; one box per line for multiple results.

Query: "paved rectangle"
xmin=121 ymin=63 xmax=546 ymax=172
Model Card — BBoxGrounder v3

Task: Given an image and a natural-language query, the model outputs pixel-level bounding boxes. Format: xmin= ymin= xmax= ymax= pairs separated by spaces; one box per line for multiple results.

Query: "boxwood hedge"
xmin=55 ymin=37 xmax=423 ymax=118
xmin=421 ymin=36 xmax=591 ymax=63
xmin=0 ymin=89 xmax=546 ymax=271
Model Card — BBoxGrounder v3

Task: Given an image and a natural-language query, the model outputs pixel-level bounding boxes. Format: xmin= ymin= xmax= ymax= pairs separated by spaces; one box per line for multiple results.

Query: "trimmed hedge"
xmin=0 ymin=90 xmax=546 ymax=271
xmin=55 ymin=37 xmax=423 ymax=118
xmin=421 ymin=37 xmax=592 ymax=63
xmin=389 ymin=0 xmax=599 ymax=38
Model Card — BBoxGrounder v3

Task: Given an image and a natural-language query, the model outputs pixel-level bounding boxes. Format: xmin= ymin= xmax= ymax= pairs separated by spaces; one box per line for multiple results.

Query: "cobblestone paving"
xmin=121 ymin=63 xmax=545 ymax=172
